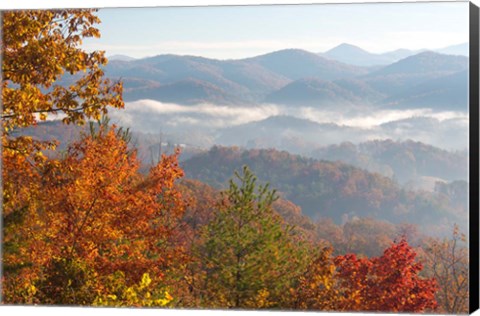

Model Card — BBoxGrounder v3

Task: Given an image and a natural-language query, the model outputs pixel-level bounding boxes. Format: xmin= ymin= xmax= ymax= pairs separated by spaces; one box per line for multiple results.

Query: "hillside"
xmin=264 ymin=77 xmax=383 ymax=106
xmin=264 ymin=78 xmax=355 ymax=106
xmin=178 ymin=178 xmax=428 ymax=257
xmin=181 ymin=146 xmax=466 ymax=234
xmin=122 ymin=78 xmax=241 ymax=105
xmin=364 ymin=51 xmax=468 ymax=96
xmin=216 ymin=115 xmax=366 ymax=151
xmin=244 ymin=48 xmax=368 ymax=80
xmin=437 ymin=42 xmax=469 ymax=56
xmin=367 ymin=51 xmax=468 ymax=77
xmin=320 ymin=43 xmax=468 ymax=67
xmin=310 ymin=139 xmax=468 ymax=185
xmin=382 ymin=70 xmax=468 ymax=111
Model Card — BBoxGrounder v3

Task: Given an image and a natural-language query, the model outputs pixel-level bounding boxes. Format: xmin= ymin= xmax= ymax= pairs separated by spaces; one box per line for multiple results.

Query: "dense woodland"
xmin=182 ymin=146 xmax=467 ymax=235
xmin=1 ymin=9 xmax=470 ymax=314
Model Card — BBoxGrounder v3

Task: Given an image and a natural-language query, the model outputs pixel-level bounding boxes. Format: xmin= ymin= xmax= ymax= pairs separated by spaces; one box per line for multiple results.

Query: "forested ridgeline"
xmin=182 ymin=146 xmax=467 ymax=235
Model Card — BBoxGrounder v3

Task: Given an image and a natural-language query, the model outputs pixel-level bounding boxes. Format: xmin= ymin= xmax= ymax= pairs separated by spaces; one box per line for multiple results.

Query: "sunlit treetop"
xmin=2 ymin=9 xmax=124 ymax=134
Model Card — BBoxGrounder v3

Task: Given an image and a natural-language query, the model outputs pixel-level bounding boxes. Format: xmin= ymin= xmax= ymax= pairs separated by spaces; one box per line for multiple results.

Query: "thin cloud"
xmin=293 ymin=107 xmax=468 ymax=129
xmin=111 ymin=99 xmax=468 ymax=130
xmin=109 ymin=100 xmax=281 ymax=129
xmin=107 ymin=100 xmax=469 ymax=150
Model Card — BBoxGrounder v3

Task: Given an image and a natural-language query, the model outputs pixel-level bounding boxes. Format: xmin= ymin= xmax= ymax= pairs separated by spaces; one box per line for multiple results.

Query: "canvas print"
xmin=1 ymin=1 xmax=478 ymax=314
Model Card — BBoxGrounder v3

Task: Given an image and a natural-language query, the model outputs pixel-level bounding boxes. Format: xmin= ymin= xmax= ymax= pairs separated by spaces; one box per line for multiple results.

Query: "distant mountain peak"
xmin=323 ymin=43 xmax=392 ymax=67
xmin=251 ymin=48 xmax=319 ymax=59
xmin=108 ymin=54 xmax=136 ymax=61
xmin=326 ymin=43 xmax=371 ymax=54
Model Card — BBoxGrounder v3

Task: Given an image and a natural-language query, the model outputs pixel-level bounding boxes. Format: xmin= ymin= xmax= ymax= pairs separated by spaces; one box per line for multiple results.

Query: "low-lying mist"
xmin=108 ymin=99 xmax=469 ymax=151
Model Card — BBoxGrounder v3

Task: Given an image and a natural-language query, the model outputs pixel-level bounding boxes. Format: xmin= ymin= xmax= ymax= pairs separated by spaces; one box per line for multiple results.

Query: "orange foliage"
xmin=2 ymin=125 xmax=186 ymax=304
xmin=2 ymin=10 xmax=123 ymax=133
xmin=421 ymin=225 xmax=469 ymax=314
xmin=291 ymin=247 xmax=338 ymax=310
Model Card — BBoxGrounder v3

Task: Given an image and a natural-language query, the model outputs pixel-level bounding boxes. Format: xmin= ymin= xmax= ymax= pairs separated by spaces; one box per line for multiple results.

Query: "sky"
xmin=80 ymin=1 xmax=470 ymax=59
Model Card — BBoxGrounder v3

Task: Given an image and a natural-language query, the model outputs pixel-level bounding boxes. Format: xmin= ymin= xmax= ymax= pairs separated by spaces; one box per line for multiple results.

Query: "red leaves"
xmin=334 ymin=239 xmax=437 ymax=313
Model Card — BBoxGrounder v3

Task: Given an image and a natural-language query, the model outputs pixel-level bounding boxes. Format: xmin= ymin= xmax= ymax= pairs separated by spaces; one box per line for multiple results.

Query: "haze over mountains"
xmin=320 ymin=42 xmax=468 ymax=66
xmin=99 ymin=43 xmax=470 ymax=155
xmin=108 ymin=42 xmax=468 ymax=65
xmin=321 ymin=43 xmax=418 ymax=67
xmin=51 ymin=42 xmax=471 ymax=192
xmin=104 ymin=43 xmax=468 ymax=112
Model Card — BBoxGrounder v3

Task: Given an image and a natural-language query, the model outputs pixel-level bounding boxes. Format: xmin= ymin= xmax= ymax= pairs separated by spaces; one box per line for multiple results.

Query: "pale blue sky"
xmin=82 ymin=2 xmax=469 ymax=59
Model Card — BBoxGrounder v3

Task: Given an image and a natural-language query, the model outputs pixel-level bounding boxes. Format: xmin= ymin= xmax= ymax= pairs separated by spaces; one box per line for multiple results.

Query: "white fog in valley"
xmin=108 ymin=100 xmax=469 ymax=151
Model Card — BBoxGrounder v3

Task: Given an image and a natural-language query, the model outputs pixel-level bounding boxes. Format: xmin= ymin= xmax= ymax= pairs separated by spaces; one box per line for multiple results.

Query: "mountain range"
xmin=103 ymin=44 xmax=469 ymax=111
xmin=320 ymin=42 xmax=468 ymax=66
xmin=108 ymin=42 xmax=468 ymax=66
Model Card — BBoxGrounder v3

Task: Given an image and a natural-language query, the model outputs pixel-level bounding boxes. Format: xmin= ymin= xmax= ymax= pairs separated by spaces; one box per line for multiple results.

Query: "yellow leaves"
xmin=2 ymin=9 xmax=124 ymax=136
xmin=292 ymin=248 xmax=339 ymax=311
xmin=33 ymin=151 xmax=46 ymax=164
xmin=155 ymin=291 xmax=174 ymax=307
xmin=323 ymin=278 xmax=332 ymax=290
xmin=246 ymin=288 xmax=273 ymax=309
xmin=27 ymin=284 xmax=37 ymax=296
xmin=93 ymin=273 xmax=173 ymax=308
xmin=124 ymin=287 xmax=137 ymax=303
xmin=140 ymin=273 xmax=152 ymax=289
xmin=421 ymin=225 xmax=468 ymax=314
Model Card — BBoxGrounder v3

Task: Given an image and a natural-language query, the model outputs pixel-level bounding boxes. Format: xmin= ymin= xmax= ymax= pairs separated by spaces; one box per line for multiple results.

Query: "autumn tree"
xmin=2 ymin=10 xmax=124 ymax=249
xmin=421 ymin=225 xmax=469 ymax=314
xmin=290 ymin=247 xmax=339 ymax=311
xmin=2 ymin=9 xmax=123 ymax=135
xmin=2 ymin=120 xmax=188 ymax=305
xmin=0 ymin=9 xmax=193 ymax=308
xmin=194 ymin=166 xmax=309 ymax=309
xmin=334 ymin=239 xmax=437 ymax=313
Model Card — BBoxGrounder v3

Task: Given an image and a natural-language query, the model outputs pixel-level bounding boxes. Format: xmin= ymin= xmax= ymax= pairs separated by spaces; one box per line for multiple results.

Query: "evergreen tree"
xmin=197 ymin=166 xmax=307 ymax=309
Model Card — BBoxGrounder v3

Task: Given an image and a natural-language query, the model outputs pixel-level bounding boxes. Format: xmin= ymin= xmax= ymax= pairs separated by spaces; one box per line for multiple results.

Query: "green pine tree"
xmin=197 ymin=166 xmax=308 ymax=309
